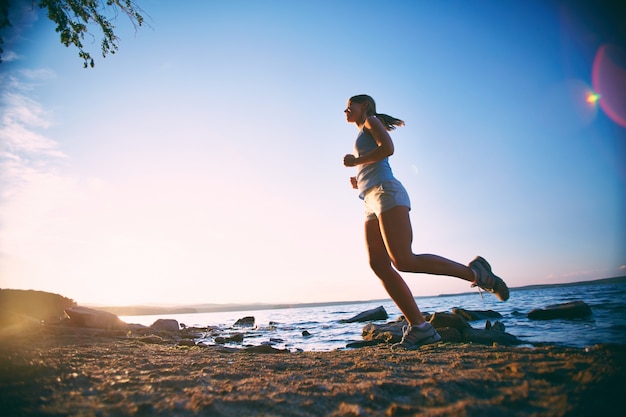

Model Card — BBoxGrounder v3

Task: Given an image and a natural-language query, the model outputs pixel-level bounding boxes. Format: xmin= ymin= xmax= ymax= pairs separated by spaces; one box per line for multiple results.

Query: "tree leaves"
xmin=1 ymin=0 xmax=145 ymax=67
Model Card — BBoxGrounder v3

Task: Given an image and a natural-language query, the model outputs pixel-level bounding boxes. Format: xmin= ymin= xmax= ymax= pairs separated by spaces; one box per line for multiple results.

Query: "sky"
xmin=1 ymin=0 xmax=624 ymax=307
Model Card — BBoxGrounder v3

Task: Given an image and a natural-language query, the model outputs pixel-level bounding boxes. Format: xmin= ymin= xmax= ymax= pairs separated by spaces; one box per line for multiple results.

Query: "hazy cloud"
xmin=1 ymin=50 xmax=21 ymax=62
xmin=0 ymin=72 xmax=66 ymax=184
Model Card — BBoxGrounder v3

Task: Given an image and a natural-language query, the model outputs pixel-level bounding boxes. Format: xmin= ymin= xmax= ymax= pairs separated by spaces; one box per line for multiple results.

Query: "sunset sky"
xmin=1 ymin=0 xmax=624 ymax=307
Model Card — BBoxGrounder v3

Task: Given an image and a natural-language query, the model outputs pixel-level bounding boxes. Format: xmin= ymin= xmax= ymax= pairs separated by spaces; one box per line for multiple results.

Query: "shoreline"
xmin=1 ymin=331 xmax=624 ymax=416
xmin=90 ymin=276 xmax=626 ymax=317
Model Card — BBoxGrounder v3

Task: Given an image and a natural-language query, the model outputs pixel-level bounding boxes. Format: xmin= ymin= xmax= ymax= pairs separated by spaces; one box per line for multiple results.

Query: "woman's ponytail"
xmin=374 ymin=113 xmax=405 ymax=131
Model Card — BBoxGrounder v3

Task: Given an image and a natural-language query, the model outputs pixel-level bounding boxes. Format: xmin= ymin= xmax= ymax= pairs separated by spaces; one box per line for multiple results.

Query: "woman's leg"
xmin=378 ymin=206 xmax=476 ymax=282
xmin=365 ymin=217 xmax=426 ymax=325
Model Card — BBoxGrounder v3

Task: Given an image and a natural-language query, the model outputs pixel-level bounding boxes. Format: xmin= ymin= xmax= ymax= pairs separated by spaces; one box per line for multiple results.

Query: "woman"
xmin=343 ymin=94 xmax=509 ymax=350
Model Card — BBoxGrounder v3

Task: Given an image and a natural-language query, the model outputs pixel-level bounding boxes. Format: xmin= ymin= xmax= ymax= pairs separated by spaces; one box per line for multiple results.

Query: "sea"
xmin=119 ymin=280 xmax=626 ymax=352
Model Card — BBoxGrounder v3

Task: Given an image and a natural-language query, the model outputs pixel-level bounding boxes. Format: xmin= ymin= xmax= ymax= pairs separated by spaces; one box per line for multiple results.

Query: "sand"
xmin=1 ymin=330 xmax=624 ymax=417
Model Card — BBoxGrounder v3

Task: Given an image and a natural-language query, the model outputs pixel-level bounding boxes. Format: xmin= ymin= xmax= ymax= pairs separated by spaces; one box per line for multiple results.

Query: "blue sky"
xmin=1 ymin=0 xmax=624 ymax=306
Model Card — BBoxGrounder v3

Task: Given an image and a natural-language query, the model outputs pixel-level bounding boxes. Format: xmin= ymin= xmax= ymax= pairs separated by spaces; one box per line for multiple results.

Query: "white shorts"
xmin=362 ymin=179 xmax=411 ymax=221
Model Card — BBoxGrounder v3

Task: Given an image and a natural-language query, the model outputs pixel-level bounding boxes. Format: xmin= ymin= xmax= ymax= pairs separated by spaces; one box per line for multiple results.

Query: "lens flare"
xmin=586 ymin=92 xmax=600 ymax=104
xmin=592 ymin=44 xmax=626 ymax=128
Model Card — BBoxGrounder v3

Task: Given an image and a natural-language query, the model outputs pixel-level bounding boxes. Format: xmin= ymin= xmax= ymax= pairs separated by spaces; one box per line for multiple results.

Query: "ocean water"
xmin=120 ymin=282 xmax=626 ymax=352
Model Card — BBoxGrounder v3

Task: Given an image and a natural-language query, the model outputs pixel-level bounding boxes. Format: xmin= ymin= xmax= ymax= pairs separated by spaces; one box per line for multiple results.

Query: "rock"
xmin=234 ymin=316 xmax=255 ymax=327
xmin=462 ymin=327 xmax=522 ymax=346
xmin=64 ymin=306 xmax=125 ymax=330
xmin=452 ymin=308 xmax=503 ymax=321
xmin=0 ymin=289 xmax=76 ymax=322
xmin=341 ymin=306 xmax=388 ymax=323
xmin=244 ymin=345 xmax=289 ymax=354
xmin=362 ymin=313 xmax=470 ymax=344
xmin=361 ymin=313 xmax=521 ymax=346
xmin=229 ymin=333 xmax=244 ymax=343
xmin=429 ymin=312 xmax=472 ymax=331
xmin=214 ymin=333 xmax=244 ymax=344
xmin=346 ymin=340 xmax=383 ymax=348
xmin=486 ymin=320 xmax=506 ymax=332
xmin=150 ymin=319 xmax=180 ymax=332
xmin=362 ymin=317 xmax=407 ymax=343
xmin=302 ymin=330 xmax=312 ymax=337
xmin=528 ymin=301 xmax=592 ymax=320
xmin=437 ymin=327 xmax=463 ymax=343
xmin=178 ymin=339 xmax=196 ymax=347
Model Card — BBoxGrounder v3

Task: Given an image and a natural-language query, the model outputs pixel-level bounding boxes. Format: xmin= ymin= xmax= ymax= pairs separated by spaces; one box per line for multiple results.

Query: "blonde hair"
xmin=349 ymin=94 xmax=405 ymax=131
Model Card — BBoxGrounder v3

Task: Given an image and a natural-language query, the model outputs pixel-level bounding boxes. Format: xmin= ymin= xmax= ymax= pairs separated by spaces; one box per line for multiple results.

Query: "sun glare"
xmin=586 ymin=92 xmax=600 ymax=104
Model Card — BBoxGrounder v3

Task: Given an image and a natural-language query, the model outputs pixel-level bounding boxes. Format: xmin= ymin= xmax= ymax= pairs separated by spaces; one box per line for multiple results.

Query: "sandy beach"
xmin=1 ymin=329 xmax=624 ymax=417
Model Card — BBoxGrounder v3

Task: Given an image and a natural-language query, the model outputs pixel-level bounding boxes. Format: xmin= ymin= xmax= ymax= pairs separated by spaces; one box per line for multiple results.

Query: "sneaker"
xmin=469 ymin=256 xmax=510 ymax=301
xmin=391 ymin=323 xmax=441 ymax=351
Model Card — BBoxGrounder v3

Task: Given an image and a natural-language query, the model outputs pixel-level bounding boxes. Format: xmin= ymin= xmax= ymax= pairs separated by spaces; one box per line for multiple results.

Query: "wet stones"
xmin=361 ymin=311 xmax=523 ymax=346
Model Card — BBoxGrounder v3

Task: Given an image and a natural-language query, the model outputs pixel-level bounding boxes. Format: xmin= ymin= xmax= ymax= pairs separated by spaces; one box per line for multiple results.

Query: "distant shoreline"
xmin=436 ymin=275 xmax=626 ymax=298
xmin=90 ymin=275 xmax=626 ymax=317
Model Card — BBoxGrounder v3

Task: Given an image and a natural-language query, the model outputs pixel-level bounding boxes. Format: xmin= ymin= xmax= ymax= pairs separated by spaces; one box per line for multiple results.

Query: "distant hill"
xmin=437 ymin=275 xmax=626 ymax=298
xmin=510 ymin=276 xmax=626 ymax=291
xmin=95 ymin=306 xmax=200 ymax=316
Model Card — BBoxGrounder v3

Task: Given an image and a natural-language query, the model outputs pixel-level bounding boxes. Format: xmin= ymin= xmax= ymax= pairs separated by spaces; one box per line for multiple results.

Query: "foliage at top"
xmin=0 ymin=0 xmax=145 ymax=67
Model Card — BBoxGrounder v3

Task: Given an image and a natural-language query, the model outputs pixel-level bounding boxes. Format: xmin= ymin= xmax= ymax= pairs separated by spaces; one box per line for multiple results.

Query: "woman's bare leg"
xmin=365 ymin=218 xmax=426 ymax=325
xmin=378 ymin=206 xmax=475 ymax=282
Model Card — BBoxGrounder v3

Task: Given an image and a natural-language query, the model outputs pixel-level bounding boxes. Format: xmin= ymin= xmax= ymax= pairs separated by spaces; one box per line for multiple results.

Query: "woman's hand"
xmin=343 ymin=154 xmax=357 ymax=167
xmin=350 ymin=176 xmax=358 ymax=189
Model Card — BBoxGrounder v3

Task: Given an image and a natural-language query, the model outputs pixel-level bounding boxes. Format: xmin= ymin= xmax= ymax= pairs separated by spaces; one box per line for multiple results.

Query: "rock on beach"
xmin=452 ymin=307 xmax=503 ymax=321
xmin=64 ymin=306 xmax=125 ymax=330
xmin=340 ymin=305 xmax=388 ymax=323
xmin=150 ymin=319 xmax=181 ymax=332
xmin=234 ymin=316 xmax=256 ymax=327
xmin=528 ymin=300 xmax=593 ymax=320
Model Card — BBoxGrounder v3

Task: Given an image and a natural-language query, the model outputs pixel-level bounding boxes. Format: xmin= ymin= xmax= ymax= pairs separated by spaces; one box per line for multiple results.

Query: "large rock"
xmin=362 ymin=317 xmax=406 ymax=343
xmin=462 ymin=321 xmax=522 ymax=345
xmin=341 ymin=306 xmax=388 ymax=323
xmin=64 ymin=306 xmax=125 ymax=330
xmin=430 ymin=312 xmax=472 ymax=330
xmin=452 ymin=308 xmax=503 ymax=321
xmin=0 ymin=289 xmax=76 ymax=322
xmin=437 ymin=327 xmax=463 ymax=343
xmin=150 ymin=319 xmax=180 ymax=332
xmin=528 ymin=301 xmax=592 ymax=320
xmin=234 ymin=316 xmax=255 ymax=327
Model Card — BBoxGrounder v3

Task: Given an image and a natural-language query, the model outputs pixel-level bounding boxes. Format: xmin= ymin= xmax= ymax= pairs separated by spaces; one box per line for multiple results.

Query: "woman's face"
xmin=344 ymin=100 xmax=366 ymax=124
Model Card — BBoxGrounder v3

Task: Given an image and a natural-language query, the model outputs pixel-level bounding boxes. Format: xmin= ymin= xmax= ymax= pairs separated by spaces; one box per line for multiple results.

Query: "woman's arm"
xmin=343 ymin=116 xmax=394 ymax=167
